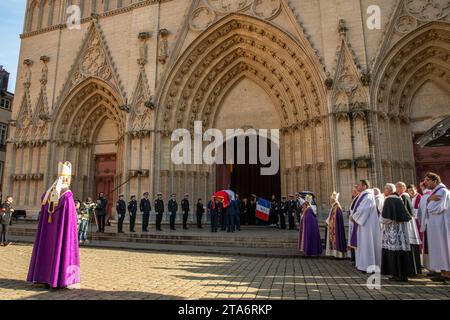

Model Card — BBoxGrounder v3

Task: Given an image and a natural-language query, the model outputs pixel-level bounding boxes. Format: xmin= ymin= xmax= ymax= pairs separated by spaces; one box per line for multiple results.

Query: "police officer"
xmin=288 ymin=195 xmax=297 ymax=230
xmin=168 ymin=194 xmax=178 ymax=231
xmin=154 ymin=193 xmax=164 ymax=231
xmin=140 ymin=192 xmax=151 ymax=232
xmin=280 ymin=196 xmax=288 ymax=230
xmin=270 ymin=195 xmax=280 ymax=228
xmin=116 ymin=195 xmax=127 ymax=234
xmin=128 ymin=195 xmax=138 ymax=233
xmin=181 ymin=193 xmax=190 ymax=230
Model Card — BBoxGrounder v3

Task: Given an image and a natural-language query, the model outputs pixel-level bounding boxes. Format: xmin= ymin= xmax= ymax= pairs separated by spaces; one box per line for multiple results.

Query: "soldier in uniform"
xmin=280 ymin=196 xmax=288 ymax=230
xmin=168 ymin=194 xmax=178 ymax=231
xmin=116 ymin=195 xmax=127 ymax=234
xmin=140 ymin=192 xmax=151 ymax=232
xmin=181 ymin=193 xmax=190 ymax=230
xmin=154 ymin=193 xmax=164 ymax=231
xmin=288 ymin=195 xmax=297 ymax=230
xmin=128 ymin=195 xmax=137 ymax=233
xmin=270 ymin=195 xmax=280 ymax=228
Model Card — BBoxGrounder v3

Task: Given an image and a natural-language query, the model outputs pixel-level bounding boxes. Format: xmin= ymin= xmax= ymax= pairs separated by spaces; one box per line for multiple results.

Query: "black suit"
xmin=95 ymin=197 xmax=107 ymax=232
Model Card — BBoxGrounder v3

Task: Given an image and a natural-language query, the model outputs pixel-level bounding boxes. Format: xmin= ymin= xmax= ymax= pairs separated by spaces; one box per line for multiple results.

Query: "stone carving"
xmin=395 ymin=15 xmax=418 ymax=33
xmin=190 ymin=7 xmax=216 ymax=31
xmin=207 ymin=0 xmax=252 ymax=13
xmin=73 ymin=34 xmax=112 ymax=87
xmin=158 ymin=29 xmax=169 ymax=64
xmin=405 ymin=0 xmax=450 ymax=21
xmin=252 ymin=0 xmax=281 ymax=20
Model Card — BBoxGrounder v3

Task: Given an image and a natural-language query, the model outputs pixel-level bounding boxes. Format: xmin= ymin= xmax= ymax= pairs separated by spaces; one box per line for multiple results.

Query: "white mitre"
xmin=42 ymin=162 xmax=72 ymax=218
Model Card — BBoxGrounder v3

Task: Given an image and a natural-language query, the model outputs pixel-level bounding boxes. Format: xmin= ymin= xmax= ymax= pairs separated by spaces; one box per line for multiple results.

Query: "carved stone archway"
xmin=372 ymin=22 xmax=450 ymax=185
xmin=50 ymin=77 xmax=127 ymax=201
xmin=154 ymin=13 xmax=331 ymax=207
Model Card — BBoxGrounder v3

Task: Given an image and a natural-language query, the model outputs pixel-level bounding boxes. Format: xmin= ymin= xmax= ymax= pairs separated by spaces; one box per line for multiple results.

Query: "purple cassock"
xmin=298 ymin=207 xmax=323 ymax=257
xmin=27 ymin=190 xmax=80 ymax=289
xmin=326 ymin=205 xmax=347 ymax=257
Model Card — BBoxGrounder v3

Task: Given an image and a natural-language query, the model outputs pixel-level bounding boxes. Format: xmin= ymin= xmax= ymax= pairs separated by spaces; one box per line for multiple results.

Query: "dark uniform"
xmin=196 ymin=200 xmax=205 ymax=229
xmin=181 ymin=197 xmax=190 ymax=229
xmin=280 ymin=198 xmax=288 ymax=230
xmin=168 ymin=197 xmax=178 ymax=230
xmin=140 ymin=196 xmax=151 ymax=232
xmin=270 ymin=198 xmax=280 ymax=227
xmin=128 ymin=198 xmax=138 ymax=232
xmin=210 ymin=200 xmax=223 ymax=233
xmin=288 ymin=198 xmax=297 ymax=230
xmin=154 ymin=196 xmax=164 ymax=231
xmin=116 ymin=197 xmax=127 ymax=233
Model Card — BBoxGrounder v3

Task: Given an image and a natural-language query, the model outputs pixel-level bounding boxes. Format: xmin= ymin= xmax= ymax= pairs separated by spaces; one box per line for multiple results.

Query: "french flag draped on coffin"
xmin=256 ymin=197 xmax=272 ymax=222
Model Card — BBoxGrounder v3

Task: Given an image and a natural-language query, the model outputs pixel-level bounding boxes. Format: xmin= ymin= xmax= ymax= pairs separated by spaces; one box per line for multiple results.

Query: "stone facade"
xmin=5 ymin=0 xmax=450 ymax=215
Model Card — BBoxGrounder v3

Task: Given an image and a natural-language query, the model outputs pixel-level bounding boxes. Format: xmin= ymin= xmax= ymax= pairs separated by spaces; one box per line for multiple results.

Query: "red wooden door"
xmin=94 ymin=154 xmax=117 ymax=219
xmin=414 ymin=135 xmax=450 ymax=186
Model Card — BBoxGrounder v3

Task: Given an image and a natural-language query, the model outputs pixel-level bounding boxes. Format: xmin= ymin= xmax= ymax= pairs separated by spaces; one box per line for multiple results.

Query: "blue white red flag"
xmin=256 ymin=198 xmax=271 ymax=222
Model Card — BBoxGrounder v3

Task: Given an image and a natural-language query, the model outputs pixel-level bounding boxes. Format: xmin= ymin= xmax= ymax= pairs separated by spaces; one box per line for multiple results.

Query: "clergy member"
xmin=298 ymin=195 xmax=322 ymax=257
xmin=325 ymin=192 xmax=347 ymax=259
xmin=27 ymin=162 xmax=80 ymax=289
xmin=407 ymin=184 xmax=424 ymax=254
xmin=396 ymin=181 xmax=422 ymax=275
xmin=380 ymin=183 xmax=416 ymax=282
xmin=350 ymin=180 xmax=381 ymax=272
xmin=422 ymin=172 xmax=450 ymax=282
xmin=348 ymin=185 xmax=360 ymax=264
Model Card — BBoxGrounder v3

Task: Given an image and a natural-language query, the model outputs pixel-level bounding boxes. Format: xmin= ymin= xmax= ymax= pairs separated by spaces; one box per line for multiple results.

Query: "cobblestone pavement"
xmin=0 ymin=244 xmax=449 ymax=300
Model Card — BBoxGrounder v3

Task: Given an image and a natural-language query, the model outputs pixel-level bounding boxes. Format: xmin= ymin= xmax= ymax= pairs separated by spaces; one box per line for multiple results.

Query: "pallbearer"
xmin=27 ymin=162 xmax=80 ymax=289
xmin=325 ymin=192 xmax=347 ymax=259
xmin=298 ymin=195 xmax=323 ymax=257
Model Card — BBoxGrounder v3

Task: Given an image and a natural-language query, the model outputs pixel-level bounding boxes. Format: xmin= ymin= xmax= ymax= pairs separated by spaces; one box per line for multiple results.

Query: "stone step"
xmin=9 ymin=235 xmax=303 ymax=258
xmin=9 ymin=229 xmax=301 ymax=249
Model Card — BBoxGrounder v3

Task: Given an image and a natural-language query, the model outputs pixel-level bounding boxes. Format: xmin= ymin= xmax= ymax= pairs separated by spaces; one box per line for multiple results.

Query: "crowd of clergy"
xmin=23 ymin=159 xmax=450 ymax=289
xmin=298 ymin=172 xmax=450 ymax=283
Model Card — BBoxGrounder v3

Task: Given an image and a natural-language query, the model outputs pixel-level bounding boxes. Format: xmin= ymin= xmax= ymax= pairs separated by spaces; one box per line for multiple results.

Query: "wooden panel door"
xmin=94 ymin=154 xmax=117 ymax=219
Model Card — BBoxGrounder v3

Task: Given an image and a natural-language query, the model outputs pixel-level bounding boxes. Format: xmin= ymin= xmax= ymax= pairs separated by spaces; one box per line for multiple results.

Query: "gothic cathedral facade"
xmin=5 ymin=0 xmax=450 ymax=215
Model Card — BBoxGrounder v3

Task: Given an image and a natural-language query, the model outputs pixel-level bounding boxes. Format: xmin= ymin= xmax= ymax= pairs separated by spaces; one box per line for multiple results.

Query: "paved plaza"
xmin=0 ymin=244 xmax=449 ymax=300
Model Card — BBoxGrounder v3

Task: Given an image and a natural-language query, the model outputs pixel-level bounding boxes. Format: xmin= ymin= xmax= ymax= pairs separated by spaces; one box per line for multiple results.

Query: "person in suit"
xmin=288 ymin=195 xmax=297 ymax=230
xmin=241 ymin=198 xmax=249 ymax=225
xmin=0 ymin=196 xmax=14 ymax=246
xmin=154 ymin=193 xmax=164 ymax=231
xmin=280 ymin=196 xmax=288 ymax=230
xmin=128 ymin=195 xmax=137 ymax=233
xmin=140 ymin=192 xmax=151 ymax=232
xmin=168 ymin=194 xmax=178 ymax=231
xmin=234 ymin=194 xmax=241 ymax=231
xmin=181 ymin=193 xmax=190 ymax=230
xmin=95 ymin=192 xmax=107 ymax=233
xmin=210 ymin=197 xmax=223 ymax=233
xmin=227 ymin=199 xmax=240 ymax=233
xmin=116 ymin=195 xmax=127 ymax=234
xmin=196 ymin=198 xmax=205 ymax=229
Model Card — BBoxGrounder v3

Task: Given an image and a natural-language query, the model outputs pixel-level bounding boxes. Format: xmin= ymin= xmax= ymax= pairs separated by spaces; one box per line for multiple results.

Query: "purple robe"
xmin=298 ymin=207 xmax=323 ymax=256
xmin=326 ymin=205 xmax=347 ymax=257
xmin=27 ymin=190 xmax=80 ymax=288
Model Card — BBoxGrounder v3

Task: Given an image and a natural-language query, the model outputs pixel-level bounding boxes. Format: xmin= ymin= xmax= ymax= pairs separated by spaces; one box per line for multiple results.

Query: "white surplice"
xmin=424 ymin=183 xmax=450 ymax=272
xmin=351 ymin=189 xmax=382 ymax=272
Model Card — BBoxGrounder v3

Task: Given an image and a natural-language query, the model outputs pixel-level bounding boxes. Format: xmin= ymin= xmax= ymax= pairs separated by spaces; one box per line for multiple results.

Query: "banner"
xmin=256 ymin=198 xmax=271 ymax=222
